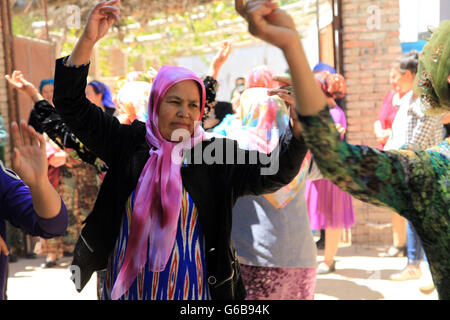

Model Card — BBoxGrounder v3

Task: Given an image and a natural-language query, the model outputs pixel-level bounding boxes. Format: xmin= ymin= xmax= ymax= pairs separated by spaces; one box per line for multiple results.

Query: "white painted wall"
xmin=177 ymin=43 xmax=287 ymax=102
xmin=399 ymin=0 xmax=441 ymax=42
xmin=177 ymin=28 xmax=320 ymax=102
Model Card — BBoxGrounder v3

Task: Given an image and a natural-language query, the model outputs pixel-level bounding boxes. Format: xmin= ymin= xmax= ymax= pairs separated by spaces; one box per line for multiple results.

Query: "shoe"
xmin=390 ymin=266 xmax=422 ymax=281
xmin=25 ymin=253 xmax=36 ymax=259
xmin=380 ymin=245 xmax=407 ymax=257
xmin=317 ymin=261 xmax=336 ymax=274
xmin=8 ymin=255 xmax=18 ymax=263
xmin=41 ymin=260 xmax=57 ymax=268
xmin=419 ymin=283 xmax=435 ymax=295
xmin=315 ymin=238 xmax=325 ymax=250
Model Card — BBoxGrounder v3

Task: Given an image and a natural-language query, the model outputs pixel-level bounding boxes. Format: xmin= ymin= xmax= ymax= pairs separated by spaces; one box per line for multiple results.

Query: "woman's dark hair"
xmin=396 ymin=50 xmax=419 ymax=75
xmin=214 ymin=101 xmax=234 ymax=122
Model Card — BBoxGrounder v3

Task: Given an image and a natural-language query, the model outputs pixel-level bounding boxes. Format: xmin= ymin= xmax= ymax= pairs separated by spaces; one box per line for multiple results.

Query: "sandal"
xmin=380 ymin=245 xmax=407 ymax=257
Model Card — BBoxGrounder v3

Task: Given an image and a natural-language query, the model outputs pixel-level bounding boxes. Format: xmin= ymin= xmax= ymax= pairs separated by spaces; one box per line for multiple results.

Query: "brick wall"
xmin=0 ymin=20 xmax=11 ymax=167
xmin=341 ymin=0 xmax=402 ymax=245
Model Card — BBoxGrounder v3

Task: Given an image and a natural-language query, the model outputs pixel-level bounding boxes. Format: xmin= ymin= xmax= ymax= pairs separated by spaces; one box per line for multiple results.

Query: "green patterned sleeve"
xmin=299 ymin=108 xmax=423 ymax=214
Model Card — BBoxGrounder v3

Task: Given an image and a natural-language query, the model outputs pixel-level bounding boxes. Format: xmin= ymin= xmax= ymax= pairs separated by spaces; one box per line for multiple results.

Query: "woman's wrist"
xmin=30 ymin=91 xmax=44 ymax=103
xmin=67 ymin=36 xmax=96 ymax=66
xmin=279 ymin=32 xmax=302 ymax=53
xmin=27 ymin=175 xmax=51 ymax=193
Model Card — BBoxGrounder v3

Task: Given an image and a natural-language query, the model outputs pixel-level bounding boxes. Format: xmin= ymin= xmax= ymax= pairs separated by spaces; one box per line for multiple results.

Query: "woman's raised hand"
xmin=5 ymin=71 xmax=39 ymax=99
xmin=81 ymin=0 xmax=121 ymax=45
xmin=68 ymin=1 xmax=120 ymax=66
xmin=10 ymin=121 xmax=48 ymax=189
xmin=235 ymin=0 xmax=298 ymax=51
xmin=208 ymin=41 xmax=232 ymax=79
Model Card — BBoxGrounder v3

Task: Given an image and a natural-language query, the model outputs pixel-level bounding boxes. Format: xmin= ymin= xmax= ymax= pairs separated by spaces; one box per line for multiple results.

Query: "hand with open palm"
xmin=208 ymin=41 xmax=232 ymax=79
xmin=5 ymin=70 xmax=40 ymax=101
xmin=10 ymin=121 xmax=48 ymax=189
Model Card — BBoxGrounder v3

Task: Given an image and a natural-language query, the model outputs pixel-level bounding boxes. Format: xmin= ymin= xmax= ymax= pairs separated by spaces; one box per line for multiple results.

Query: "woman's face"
xmin=158 ymin=80 xmax=201 ymax=142
xmin=391 ymin=66 xmax=415 ymax=94
xmin=41 ymin=84 xmax=54 ymax=102
xmin=85 ymin=84 xmax=104 ymax=110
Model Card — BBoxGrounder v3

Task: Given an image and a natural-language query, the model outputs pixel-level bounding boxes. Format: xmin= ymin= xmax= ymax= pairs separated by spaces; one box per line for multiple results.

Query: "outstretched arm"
xmin=53 ymin=0 xmax=137 ymax=167
xmin=236 ymin=1 xmax=421 ymax=215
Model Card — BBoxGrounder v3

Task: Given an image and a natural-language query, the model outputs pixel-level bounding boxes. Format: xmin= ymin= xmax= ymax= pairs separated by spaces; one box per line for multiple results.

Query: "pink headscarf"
xmin=111 ymin=66 xmax=206 ymax=300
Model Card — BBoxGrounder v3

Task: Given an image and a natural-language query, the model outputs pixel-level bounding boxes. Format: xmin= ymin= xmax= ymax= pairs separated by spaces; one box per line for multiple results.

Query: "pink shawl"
xmin=111 ymin=66 xmax=206 ymax=300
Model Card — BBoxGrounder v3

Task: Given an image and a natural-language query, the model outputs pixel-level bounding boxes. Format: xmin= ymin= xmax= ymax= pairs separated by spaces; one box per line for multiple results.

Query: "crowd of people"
xmin=0 ymin=0 xmax=448 ymax=300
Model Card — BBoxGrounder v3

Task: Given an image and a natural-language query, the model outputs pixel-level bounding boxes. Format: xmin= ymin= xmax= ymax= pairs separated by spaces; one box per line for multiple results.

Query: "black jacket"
xmin=53 ymin=57 xmax=308 ymax=300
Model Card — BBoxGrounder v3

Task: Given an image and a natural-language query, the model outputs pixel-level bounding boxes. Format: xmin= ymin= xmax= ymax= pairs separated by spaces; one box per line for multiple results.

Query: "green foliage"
xmin=12 ymin=0 xmax=302 ymax=77
xmin=12 ymin=13 xmax=44 ymax=38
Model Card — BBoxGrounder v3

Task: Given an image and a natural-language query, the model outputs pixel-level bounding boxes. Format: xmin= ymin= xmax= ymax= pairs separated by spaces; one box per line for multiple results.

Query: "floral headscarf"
xmin=246 ymin=65 xmax=278 ymax=89
xmin=315 ymin=71 xmax=347 ymax=100
xmin=114 ymin=70 xmax=157 ymax=124
xmin=414 ymin=20 xmax=450 ymax=115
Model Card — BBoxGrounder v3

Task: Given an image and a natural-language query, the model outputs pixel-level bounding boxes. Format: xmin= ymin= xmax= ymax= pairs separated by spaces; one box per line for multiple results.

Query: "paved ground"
xmin=6 ymin=244 xmax=438 ymax=300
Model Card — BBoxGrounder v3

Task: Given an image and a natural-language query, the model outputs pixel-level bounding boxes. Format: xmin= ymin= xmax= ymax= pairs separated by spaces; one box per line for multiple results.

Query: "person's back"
xmin=232 ymin=161 xmax=320 ymax=269
xmin=216 ymin=83 xmax=319 ymax=299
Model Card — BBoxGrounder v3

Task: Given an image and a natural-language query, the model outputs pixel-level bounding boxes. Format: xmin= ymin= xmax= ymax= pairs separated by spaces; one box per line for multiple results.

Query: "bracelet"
xmin=61 ymin=55 xmax=90 ymax=68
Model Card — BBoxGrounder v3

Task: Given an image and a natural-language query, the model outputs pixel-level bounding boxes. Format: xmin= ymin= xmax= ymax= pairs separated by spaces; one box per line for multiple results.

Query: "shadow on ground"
xmin=334 ymin=268 xmax=400 ymax=280
xmin=315 ymin=278 xmax=384 ymax=300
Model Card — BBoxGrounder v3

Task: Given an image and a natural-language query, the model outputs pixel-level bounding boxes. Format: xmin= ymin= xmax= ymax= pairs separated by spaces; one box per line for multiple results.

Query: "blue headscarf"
xmin=39 ymin=79 xmax=54 ymax=93
xmin=313 ymin=62 xmax=336 ymax=74
xmin=88 ymin=80 xmax=116 ymax=110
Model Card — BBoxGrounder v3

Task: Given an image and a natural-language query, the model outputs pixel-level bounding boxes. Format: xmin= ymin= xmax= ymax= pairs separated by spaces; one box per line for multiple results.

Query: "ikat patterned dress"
xmin=102 ymin=188 xmax=210 ymax=300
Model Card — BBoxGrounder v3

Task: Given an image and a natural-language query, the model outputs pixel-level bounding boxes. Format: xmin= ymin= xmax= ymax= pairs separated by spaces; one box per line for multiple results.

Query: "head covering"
xmin=215 ymin=88 xmax=289 ymax=152
xmin=214 ymin=88 xmax=312 ymax=208
xmin=39 ymin=79 xmax=54 ymax=93
xmin=315 ymin=71 xmax=347 ymax=100
xmin=313 ymin=62 xmax=337 ymax=74
xmin=88 ymin=80 xmax=116 ymax=109
xmin=414 ymin=20 xmax=450 ymax=115
xmin=114 ymin=70 xmax=156 ymax=124
xmin=111 ymin=66 xmax=206 ymax=300
xmin=246 ymin=65 xmax=278 ymax=89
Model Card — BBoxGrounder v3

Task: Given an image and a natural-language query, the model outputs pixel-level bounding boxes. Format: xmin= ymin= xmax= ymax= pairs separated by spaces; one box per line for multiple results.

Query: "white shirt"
xmin=385 ymin=91 xmax=443 ymax=151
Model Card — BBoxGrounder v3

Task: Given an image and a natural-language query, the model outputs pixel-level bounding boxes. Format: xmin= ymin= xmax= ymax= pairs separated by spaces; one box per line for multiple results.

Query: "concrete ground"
xmin=5 ymin=244 xmax=438 ymax=300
